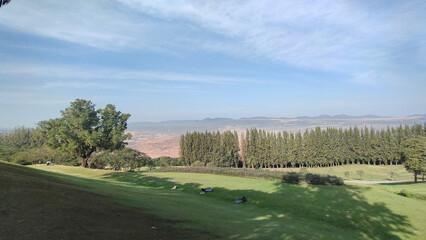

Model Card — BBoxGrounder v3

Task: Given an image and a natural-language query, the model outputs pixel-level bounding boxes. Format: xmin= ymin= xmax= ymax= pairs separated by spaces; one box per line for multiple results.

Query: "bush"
xmin=152 ymin=156 xmax=183 ymax=167
xmin=283 ymin=172 xmax=301 ymax=184
xmin=88 ymin=152 xmax=109 ymax=169
xmin=344 ymin=171 xmax=350 ymax=179
xmin=397 ymin=189 xmax=426 ymax=200
xmin=88 ymin=148 xmax=150 ymax=171
xmin=11 ymin=147 xmax=76 ymax=165
xmin=152 ymin=167 xmax=344 ymax=186
xmin=10 ymin=151 xmax=32 ymax=165
xmin=305 ymin=173 xmax=344 ymax=186
xmin=356 ymin=170 xmax=365 ymax=179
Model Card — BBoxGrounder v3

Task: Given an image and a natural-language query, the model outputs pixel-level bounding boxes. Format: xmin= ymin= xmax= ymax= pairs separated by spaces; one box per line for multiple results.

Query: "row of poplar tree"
xmin=179 ymin=123 xmax=425 ymax=168
xmin=179 ymin=131 xmax=240 ymax=167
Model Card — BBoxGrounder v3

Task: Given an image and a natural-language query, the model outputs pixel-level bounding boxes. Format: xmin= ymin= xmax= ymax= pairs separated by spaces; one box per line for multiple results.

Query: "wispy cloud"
xmin=0 ymin=62 xmax=255 ymax=84
xmin=2 ymin=0 xmax=424 ymax=78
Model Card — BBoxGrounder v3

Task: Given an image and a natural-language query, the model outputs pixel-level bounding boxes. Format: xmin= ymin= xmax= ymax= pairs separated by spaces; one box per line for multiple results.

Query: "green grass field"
xmin=269 ymin=164 xmax=414 ymax=181
xmin=0 ymin=162 xmax=210 ymax=240
xmin=27 ymin=163 xmax=426 ymax=239
xmin=2 ymin=161 xmax=425 ymax=239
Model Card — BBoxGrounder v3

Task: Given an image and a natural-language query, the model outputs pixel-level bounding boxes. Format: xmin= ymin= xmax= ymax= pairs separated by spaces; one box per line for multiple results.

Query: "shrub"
xmin=344 ymin=171 xmax=350 ymax=179
xmin=10 ymin=151 xmax=32 ymax=165
xmin=356 ymin=170 xmax=365 ymax=179
xmin=397 ymin=189 xmax=426 ymax=200
xmin=88 ymin=148 xmax=150 ymax=171
xmin=152 ymin=167 xmax=344 ymax=186
xmin=11 ymin=147 xmax=76 ymax=165
xmin=152 ymin=156 xmax=183 ymax=167
xmin=283 ymin=172 xmax=301 ymax=184
xmin=305 ymin=173 xmax=344 ymax=186
xmin=88 ymin=152 xmax=109 ymax=169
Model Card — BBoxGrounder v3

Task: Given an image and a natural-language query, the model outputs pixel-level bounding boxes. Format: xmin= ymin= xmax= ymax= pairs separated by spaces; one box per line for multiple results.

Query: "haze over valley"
xmin=127 ymin=114 xmax=426 ymax=157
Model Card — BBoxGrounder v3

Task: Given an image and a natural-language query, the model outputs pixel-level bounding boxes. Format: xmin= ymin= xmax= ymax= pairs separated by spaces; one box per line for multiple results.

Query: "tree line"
xmin=180 ymin=124 xmax=425 ymax=169
xmin=179 ymin=131 xmax=240 ymax=167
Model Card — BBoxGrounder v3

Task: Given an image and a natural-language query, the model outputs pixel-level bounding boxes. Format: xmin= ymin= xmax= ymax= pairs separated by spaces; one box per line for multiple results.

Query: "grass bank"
xmin=0 ymin=161 xmax=211 ymax=239
xmin=23 ymin=164 xmax=426 ymax=239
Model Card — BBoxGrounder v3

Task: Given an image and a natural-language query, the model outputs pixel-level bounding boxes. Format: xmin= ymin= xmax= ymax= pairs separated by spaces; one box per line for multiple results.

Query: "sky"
xmin=0 ymin=0 xmax=425 ymax=128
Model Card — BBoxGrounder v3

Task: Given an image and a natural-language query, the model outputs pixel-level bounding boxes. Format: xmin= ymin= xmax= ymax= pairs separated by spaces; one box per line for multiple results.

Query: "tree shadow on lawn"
xmin=100 ymin=171 xmax=416 ymax=240
xmin=379 ymin=181 xmax=425 ymax=186
xmin=0 ymin=163 xmax=215 ymax=240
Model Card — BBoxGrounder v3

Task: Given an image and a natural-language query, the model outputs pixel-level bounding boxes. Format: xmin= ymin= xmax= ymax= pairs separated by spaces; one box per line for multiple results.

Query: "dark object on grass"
xmin=46 ymin=161 xmax=51 ymax=166
xmin=201 ymin=188 xmax=213 ymax=192
xmin=235 ymin=197 xmax=247 ymax=204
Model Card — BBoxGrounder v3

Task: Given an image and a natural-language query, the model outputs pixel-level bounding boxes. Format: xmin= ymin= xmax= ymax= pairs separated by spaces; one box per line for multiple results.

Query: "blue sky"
xmin=0 ymin=0 xmax=425 ymax=128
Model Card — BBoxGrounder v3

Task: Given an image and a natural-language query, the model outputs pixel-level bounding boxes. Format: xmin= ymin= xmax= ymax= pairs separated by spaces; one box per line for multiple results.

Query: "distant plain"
xmin=127 ymin=115 xmax=426 ymax=158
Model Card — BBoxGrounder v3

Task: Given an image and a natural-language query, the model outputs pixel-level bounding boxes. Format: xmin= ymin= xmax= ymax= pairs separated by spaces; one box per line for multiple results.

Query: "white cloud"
xmin=116 ymin=0 xmax=425 ymax=71
xmin=0 ymin=62 xmax=255 ymax=84
xmin=0 ymin=0 xmax=424 ymax=85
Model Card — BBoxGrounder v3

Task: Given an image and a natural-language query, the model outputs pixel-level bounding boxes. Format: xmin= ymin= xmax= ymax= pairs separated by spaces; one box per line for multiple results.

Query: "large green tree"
xmin=400 ymin=137 xmax=426 ymax=182
xmin=97 ymin=104 xmax=131 ymax=150
xmin=0 ymin=0 xmax=11 ymax=8
xmin=38 ymin=99 xmax=131 ymax=167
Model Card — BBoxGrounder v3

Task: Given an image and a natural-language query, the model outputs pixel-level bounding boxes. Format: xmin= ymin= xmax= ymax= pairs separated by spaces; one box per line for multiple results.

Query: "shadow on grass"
xmin=379 ymin=181 xmax=424 ymax=186
xmin=98 ymin=171 xmax=415 ymax=240
xmin=0 ymin=162 xmax=214 ymax=240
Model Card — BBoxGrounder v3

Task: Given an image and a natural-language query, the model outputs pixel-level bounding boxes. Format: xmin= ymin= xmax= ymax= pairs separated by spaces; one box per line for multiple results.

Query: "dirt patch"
xmin=127 ymin=135 xmax=180 ymax=158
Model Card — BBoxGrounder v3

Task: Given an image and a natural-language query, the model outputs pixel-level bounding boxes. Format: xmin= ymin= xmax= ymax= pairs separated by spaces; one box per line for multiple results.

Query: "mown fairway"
xmin=19 ymin=164 xmax=424 ymax=239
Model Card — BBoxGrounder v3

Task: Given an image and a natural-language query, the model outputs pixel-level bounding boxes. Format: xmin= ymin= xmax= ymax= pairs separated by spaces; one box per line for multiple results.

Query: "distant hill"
xmin=129 ymin=114 xmax=426 ymax=133
xmin=407 ymin=114 xmax=426 ymax=117
xmin=127 ymin=114 xmax=425 ymax=158
xmin=129 ymin=114 xmax=423 ymax=133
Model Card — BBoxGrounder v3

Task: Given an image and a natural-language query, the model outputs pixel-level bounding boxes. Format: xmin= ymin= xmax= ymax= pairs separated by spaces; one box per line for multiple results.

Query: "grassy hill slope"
xmin=25 ymin=164 xmax=426 ymax=239
xmin=0 ymin=162 xmax=210 ymax=240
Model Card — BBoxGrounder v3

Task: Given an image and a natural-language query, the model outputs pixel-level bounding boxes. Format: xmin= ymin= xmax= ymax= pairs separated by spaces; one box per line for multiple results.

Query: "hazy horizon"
xmin=1 ymin=1 xmax=425 ymax=128
xmin=2 ymin=112 xmax=425 ymax=130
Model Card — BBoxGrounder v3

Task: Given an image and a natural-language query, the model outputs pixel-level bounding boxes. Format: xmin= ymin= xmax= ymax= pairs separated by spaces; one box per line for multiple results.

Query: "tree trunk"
xmin=414 ymin=172 xmax=418 ymax=183
xmin=82 ymin=158 xmax=88 ymax=168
